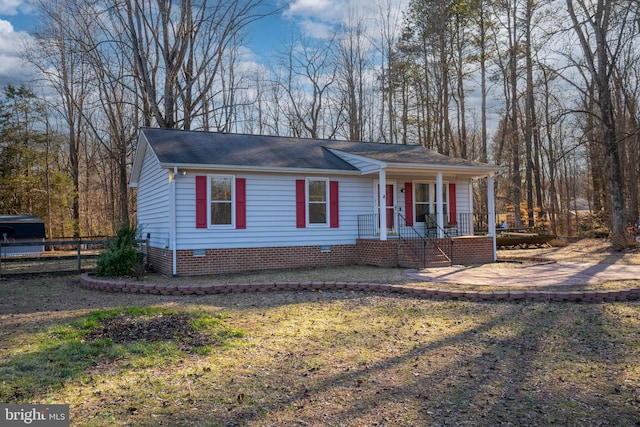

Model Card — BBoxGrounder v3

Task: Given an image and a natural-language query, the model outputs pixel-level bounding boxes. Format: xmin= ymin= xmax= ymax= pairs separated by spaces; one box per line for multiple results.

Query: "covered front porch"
xmin=352 ymin=167 xmax=499 ymax=268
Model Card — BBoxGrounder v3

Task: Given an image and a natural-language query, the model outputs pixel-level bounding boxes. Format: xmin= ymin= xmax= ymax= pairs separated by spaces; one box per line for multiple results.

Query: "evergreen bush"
xmin=95 ymin=223 xmax=142 ymax=277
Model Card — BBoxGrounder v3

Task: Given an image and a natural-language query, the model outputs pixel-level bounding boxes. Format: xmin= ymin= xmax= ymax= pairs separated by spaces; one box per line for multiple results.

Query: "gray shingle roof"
xmin=142 ymin=128 xmax=357 ymax=171
xmin=139 ymin=128 xmax=498 ymax=172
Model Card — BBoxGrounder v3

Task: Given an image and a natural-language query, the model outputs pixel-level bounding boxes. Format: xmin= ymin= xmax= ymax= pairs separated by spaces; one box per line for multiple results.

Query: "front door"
xmin=375 ymin=182 xmax=396 ymax=234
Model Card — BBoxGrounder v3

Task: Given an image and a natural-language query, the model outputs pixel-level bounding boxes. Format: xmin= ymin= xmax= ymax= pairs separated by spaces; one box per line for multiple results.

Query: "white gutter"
xmin=159 ymin=163 xmax=361 ymax=176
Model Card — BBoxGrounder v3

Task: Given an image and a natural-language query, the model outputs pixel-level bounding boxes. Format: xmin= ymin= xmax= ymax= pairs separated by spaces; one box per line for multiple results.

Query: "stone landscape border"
xmin=80 ymin=273 xmax=640 ymax=303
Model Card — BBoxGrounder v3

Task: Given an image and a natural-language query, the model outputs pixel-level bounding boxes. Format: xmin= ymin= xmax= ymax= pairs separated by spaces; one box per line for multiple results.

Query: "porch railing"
xmin=397 ymin=212 xmax=452 ymax=265
xmin=423 ymin=212 xmax=480 ymax=237
xmin=357 ymin=213 xmax=379 ymax=238
xmin=358 ymin=212 xmax=490 ymax=237
xmin=358 ymin=212 xmax=486 ymax=238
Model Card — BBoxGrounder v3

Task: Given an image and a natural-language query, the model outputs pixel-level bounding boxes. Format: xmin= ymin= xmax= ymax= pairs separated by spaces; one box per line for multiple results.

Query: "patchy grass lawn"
xmin=1 ymin=272 xmax=639 ymax=426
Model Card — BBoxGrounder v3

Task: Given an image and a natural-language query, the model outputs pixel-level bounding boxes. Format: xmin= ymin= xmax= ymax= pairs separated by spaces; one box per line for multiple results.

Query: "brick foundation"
xmin=450 ymin=236 xmax=494 ymax=265
xmin=356 ymin=239 xmax=398 ymax=267
xmin=149 ymin=244 xmax=357 ymax=276
xmin=147 ymin=236 xmax=494 ymax=276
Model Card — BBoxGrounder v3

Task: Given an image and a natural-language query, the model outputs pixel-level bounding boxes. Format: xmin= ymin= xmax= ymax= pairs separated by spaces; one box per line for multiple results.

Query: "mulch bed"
xmin=83 ymin=313 xmax=212 ymax=350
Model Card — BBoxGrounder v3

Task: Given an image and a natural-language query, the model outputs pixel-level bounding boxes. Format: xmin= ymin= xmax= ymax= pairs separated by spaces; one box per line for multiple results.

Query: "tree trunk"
xmin=567 ymin=0 xmax=628 ymax=249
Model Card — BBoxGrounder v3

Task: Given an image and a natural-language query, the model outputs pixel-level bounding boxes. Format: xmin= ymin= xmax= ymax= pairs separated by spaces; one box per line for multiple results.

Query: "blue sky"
xmin=0 ymin=0 xmax=407 ymax=88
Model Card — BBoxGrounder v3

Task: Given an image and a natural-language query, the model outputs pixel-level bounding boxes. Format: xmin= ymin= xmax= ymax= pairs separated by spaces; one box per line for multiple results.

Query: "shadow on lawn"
xmin=201 ymin=300 xmax=638 ymax=426
xmin=1 ymin=276 xmax=638 ymax=425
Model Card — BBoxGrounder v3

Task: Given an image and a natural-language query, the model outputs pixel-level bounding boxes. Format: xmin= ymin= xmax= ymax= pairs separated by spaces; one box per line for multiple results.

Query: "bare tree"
xmin=335 ymin=14 xmax=372 ymax=141
xmin=30 ymin=0 xmax=92 ymax=237
xmin=111 ymin=0 xmax=268 ymax=130
xmin=375 ymin=0 xmax=404 ymax=144
xmin=566 ymin=0 xmax=637 ymax=249
xmin=276 ymin=35 xmax=338 ymax=139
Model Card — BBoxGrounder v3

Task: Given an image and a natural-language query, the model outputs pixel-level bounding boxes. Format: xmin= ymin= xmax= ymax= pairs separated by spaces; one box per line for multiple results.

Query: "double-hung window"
xmin=307 ymin=178 xmax=328 ymax=225
xmin=296 ymin=178 xmax=338 ymax=228
xmin=414 ymin=182 xmax=431 ymax=224
xmin=414 ymin=182 xmax=448 ymax=224
xmin=196 ymin=174 xmax=246 ymax=229
xmin=210 ymin=175 xmax=234 ymax=226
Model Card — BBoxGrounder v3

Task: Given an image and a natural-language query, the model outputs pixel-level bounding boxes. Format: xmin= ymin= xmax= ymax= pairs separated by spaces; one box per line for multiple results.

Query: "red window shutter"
xmin=235 ymin=178 xmax=246 ymax=229
xmin=330 ymin=181 xmax=339 ymax=228
xmin=404 ymin=182 xmax=413 ymax=226
xmin=448 ymin=183 xmax=457 ymax=225
xmin=195 ymin=175 xmax=207 ymax=228
xmin=296 ymin=179 xmax=306 ymax=228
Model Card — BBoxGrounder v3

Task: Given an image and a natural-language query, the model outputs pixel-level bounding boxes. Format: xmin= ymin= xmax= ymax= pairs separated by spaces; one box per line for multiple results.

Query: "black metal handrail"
xmin=396 ymin=212 xmax=427 ymax=266
xmin=398 ymin=212 xmax=452 ymax=265
xmin=424 ymin=214 xmax=457 ymax=239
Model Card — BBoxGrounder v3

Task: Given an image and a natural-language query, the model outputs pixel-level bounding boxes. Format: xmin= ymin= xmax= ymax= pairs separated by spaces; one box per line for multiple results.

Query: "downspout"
xmin=170 ymin=166 xmax=178 ymax=276
xmin=487 ymin=173 xmax=497 ymax=261
xmin=436 ymin=172 xmax=444 ymax=237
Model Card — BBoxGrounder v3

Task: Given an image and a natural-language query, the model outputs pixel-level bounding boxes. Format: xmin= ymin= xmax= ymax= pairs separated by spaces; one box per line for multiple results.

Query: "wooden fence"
xmin=0 ymin=238 xmax=149 ymax=277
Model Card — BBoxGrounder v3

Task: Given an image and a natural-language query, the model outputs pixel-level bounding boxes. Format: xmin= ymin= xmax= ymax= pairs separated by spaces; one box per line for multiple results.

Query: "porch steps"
xmin=398 ymin=240 xmax=452 ymax=269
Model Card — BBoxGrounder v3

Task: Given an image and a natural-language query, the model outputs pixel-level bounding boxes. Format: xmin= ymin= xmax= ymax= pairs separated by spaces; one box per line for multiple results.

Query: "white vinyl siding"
xmin=136 ymin=144 xmax=170 ymax=249
xmin=174 ymin=173 xmax=372 ymax=250
xmin=136 ymin=162 xmax=476 ymax=250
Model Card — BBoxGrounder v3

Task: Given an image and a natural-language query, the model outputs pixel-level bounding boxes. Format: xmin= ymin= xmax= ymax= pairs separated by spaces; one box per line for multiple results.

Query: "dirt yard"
xmin=499 ymin=237 xmax=640 ymax=264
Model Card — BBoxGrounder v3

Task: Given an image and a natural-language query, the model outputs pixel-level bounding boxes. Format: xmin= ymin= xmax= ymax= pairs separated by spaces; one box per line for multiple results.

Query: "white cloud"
xmin=298 ymin=19 xmax=334 ymax=39
xmin=0 ymin=0 xmax=37 ymax=15
xmin=0 ymin=18 xmax=36 ymax=86
xmin=0 ymin=0 xmax=21 ymax=15
xmin=284 ymin=0 xmax=337 ymax=20
xmin=0 ymin=53 xmax=21 ymax=73
xmin=0 ymin=19 xmax=24 ymax=52
xmin=0 ymin=17 xmax=12 ymax=32
xmin=283 ymin=0 xmax=410 ymax=41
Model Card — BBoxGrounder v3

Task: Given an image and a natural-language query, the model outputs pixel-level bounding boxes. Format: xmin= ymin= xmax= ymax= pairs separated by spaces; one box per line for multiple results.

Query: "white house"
xmin=129 ymin=128 xmax=501 ymax=276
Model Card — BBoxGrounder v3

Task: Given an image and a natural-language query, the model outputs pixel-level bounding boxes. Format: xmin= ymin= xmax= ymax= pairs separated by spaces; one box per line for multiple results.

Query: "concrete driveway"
xmin=404 ymin=261 xmax=640 ymax=287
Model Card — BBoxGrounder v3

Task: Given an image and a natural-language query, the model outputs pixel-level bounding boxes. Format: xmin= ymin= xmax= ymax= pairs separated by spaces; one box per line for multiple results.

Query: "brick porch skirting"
xmin=356 ymin=236 xmax=495 ymax=268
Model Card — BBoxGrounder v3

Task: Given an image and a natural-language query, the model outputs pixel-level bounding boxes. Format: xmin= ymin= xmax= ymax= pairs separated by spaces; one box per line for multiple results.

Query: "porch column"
xmin=170 ymin=166 xmax=178 ymax=276
xmin=467 ymin=182 xmax=474 ymax=236
xmin=435 ymin=172 xmax=444 ymax=238
xmin=487 ymin=174 xmax=497 ymax=261
xmin=379 ymin=169 xmax=387 ymax=241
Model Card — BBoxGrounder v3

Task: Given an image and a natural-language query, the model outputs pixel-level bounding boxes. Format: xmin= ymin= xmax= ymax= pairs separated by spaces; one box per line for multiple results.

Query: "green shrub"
xmin=95 ymin=223 xmax=142 ymax=277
